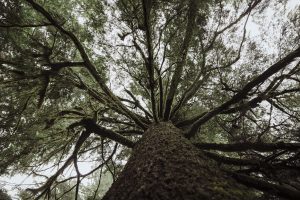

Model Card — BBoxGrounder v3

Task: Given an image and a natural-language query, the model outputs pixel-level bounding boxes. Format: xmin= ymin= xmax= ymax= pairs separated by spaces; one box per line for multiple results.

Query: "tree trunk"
xmin=103 ymin=122 xmax=255 ymax=200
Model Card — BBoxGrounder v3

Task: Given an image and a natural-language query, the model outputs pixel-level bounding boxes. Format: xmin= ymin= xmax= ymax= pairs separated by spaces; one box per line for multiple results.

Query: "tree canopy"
xmin=0 ymin=0 xmax=300 ymax=199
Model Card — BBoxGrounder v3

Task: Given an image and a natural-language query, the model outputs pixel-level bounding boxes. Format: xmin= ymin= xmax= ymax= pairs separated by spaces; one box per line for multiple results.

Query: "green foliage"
xmin=0 ymin=0 xmax=300 ymax=199
xmin=0 ymin=189 xmax=12 ymax=200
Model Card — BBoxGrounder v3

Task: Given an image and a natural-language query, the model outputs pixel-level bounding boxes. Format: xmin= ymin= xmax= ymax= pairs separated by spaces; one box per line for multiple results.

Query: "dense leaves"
xmin=0 ymin=0 xmax=300 ymax=199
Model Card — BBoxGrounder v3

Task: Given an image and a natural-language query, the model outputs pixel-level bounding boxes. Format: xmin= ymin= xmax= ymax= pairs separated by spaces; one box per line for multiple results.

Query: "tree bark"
xmin=102 ymin=122 xmax=255 ymax=200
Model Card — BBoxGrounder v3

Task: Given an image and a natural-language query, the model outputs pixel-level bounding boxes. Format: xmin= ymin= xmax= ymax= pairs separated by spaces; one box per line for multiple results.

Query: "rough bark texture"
xmin=103 ymin=122 xmax=255 ymax=200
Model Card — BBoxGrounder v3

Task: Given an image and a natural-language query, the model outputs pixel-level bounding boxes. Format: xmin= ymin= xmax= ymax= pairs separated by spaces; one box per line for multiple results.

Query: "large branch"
xmin=170 ymin=41 xmax=207 ymax=119
xmin=0 ymin=22 xmax=53 ymax=28
xmin=45 ymin=61 xmax=85 ymax=70
xmin=69 ymin=75 xmax=149 ymax=126
xmin=170 ymin=9 xmax=250 ymax=119
xmin=203 ymin=151 xmax=261 ymax=166
xmin=81 ymin=119 xmax=135 ymax=148
xmin=156 ymin=66 xmax=164 ymax=119
xmin=141 ymin=0 xmax=158 ymax=122
xmin=228 ymin=172 xmax=300 ymax=200
xmin=194 ymin=142 xmax=300 ymax=152
xmin=222 ymin=63 xmax=300 ymax=114
xmin=175 ymin=111 xmax=208 ymax=128
xmin=221 ymin=95 xmax=266 ymax=114
xmin=25 ymin=0 xmax=147 ymax=130
xmin=163 ymin=0 xmax=199 ymax=120
xmin=185 ymin=46 xmax=300 ymax=138
xmin=123 ymin=89 xmax=152 ymax=118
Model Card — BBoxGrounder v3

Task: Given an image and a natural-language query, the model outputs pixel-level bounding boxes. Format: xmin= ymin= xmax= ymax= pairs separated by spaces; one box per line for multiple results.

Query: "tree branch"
xmin=141 ymin=0 xmax=158 ymax=122
xmin=228 ymin=172 xmax=300 ymax=200
xmin=0 ymin=22 xmax=53 ymax=28
xmin=45 ymin=61 xmax=85 ymax=70
xmin=203 ymin=151 xmax=261 ymax=166
xmin=185 ymin=45 xmax=300 ymax=138
xmin=27 ymin=131 xmax=91 ymax=198
xmin=205 ymin=0 xmax=261 ymax=52
xmin=123 ymin=88 xmax=153 ymax=118
xmin=163 ymin=0 xmax=199 ymax=120
xmin=81 ymin=119 xmax=135 ymax=148
xmin=25 ymin=0 xmax=147 ymax=130
xmin=194 ymin=142 xmax=300 ymax=152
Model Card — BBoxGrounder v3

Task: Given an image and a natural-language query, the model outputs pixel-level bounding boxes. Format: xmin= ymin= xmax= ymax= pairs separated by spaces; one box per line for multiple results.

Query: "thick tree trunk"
xmin=103 ymin=122 xmax=255 ymax=200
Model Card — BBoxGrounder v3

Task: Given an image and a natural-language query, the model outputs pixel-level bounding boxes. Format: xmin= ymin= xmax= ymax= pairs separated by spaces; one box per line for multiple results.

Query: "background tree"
xmin=0 ymin=0 xmax=300 ymax=199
